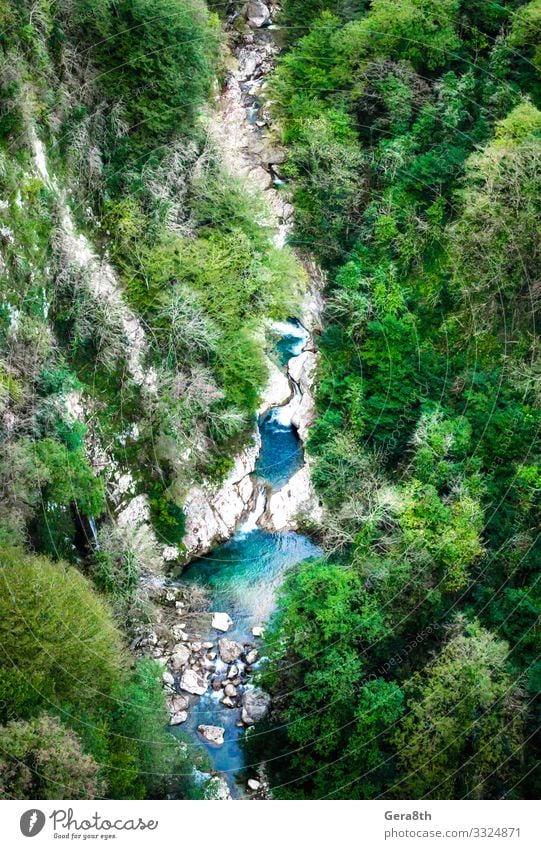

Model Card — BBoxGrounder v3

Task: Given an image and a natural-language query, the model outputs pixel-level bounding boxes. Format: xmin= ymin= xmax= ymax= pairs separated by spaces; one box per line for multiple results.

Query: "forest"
xmin=0 ymin=0 xmax=540 ymax=801
xmin=249 ymin=0 xmax=541 ymax=799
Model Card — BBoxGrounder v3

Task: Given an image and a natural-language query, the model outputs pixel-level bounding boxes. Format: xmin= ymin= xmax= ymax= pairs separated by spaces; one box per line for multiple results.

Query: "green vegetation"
xmin=0 ymin=0 xmax=301 ymax=800
xmin=0 ymin=548 xmax=199 ymax=799
xmin=251 ymin=0 xmax=541 ymax=799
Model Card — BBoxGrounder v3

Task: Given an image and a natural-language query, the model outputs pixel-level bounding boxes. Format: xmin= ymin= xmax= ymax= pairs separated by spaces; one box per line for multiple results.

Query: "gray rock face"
xmin=241 ymin=688 xmax=271 ymax=726
xmin=180 ymin=668 xmax=207 ymax=696
xmin=198 ymin=725 xmax=225 ymax=746
xmin=246 ymin=0 xmax=270 ymax=28
xmin=219 ymin=638 xmax=244 ymax=664
xmin=182 ymin=429 xmax=261 ymax=560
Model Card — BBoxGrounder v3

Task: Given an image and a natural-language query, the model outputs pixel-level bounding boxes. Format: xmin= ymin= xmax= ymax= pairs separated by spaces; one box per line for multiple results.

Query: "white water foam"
xmin=269 ymin=319 xmax=309 ymax=356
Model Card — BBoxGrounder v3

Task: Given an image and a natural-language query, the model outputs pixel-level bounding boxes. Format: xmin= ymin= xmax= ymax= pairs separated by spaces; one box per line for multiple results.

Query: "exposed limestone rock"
xmin=170 ymin=711 xmax=188 ymax=725
xmin=258 ymin=356 xmax=292 ymax=415
xmin=162 ymin=671 xmax=175 ymax=688
xmin=198 ymin=725 xmax=225 ymax=746
xmin=182 ymin=428 xmax=261 ymax=560
xmin=262 ymin=465 xmax=323 ymax=532
xmin=246 ymin=0 xmax=270 ymax=28
xmin=167 ymin=694 xmax=189 ymax=713
xmin=170 ymin=645 xmax=191 ymax=669
xmin=289 ymin=350 xmax=318 ymax=442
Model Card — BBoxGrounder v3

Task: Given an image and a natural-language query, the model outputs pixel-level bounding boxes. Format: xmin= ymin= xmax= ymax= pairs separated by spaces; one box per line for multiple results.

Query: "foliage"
xmin=257 ymin=0 xmax=541 ymax=801
xmin=0 ymin=714 xmax=103 ymax=800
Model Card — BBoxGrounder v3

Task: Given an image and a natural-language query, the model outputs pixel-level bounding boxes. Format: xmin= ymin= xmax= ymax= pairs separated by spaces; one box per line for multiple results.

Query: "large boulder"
xmin=212 ymin=612 xmax=233 ymax=632
xmin=218 ymin=638 xmax=244 ymax=664
xmin=180 ymin=668 xmax=207 ymax=696
xmin=198 ymin=725 xmax=225 ymax=746
xmin=169 ymin=644 xmax=190 ymax=669
xmin=246 ymin=0 xmax=270 ymax=28
xmin=241 ymin=688 xmax=271 ymax=726
xmin=167 ymin=694 xmax=189 ymax=714
xmin=245 ymin=649 xmax=258 ymax=665
xmin=170 ymin=711 xmax=188 ymax=726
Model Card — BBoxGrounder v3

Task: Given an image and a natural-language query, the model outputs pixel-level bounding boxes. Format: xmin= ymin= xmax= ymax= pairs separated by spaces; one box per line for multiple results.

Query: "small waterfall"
xmin=269 ymin=319 xmax=309 ymax=357
xmin=88 ymin=517 xmax=100 ymax=550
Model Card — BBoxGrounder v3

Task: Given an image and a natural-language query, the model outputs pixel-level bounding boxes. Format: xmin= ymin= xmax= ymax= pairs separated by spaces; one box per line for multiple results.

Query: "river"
xmin=175 ymin=319 xmax=322 ymax=796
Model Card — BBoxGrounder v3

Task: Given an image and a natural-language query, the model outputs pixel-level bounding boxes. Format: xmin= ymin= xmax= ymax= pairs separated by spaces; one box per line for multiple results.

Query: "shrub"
xmin=0 ymin=547 xmax=125 ymax=720
xmin=0 ymin=714 xmax=103 ymax=800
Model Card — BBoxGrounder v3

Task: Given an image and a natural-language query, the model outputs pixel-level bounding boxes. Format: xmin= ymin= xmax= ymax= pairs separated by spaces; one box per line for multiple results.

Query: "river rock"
xmin=170 ymin=645 xmax=190 ymax=669
xmin=198 ymin=725 xmax=225 ymax=746
xmin=224 ymin=683 xmax=237 ymax=697
xmin=245 ymin=649 xmax=258 ymax=665
xmin=180 ymin=668 xmax=207 ymax=696
xmin=258 ymin=357 xmax=292 ymax=416
xmin=219 ymin=638 xmax=244 ymax=664
xmin=211 ymin=677 xmax=224 ymax=691
xmin=212 ymin=612 xmax=234 ymax=632
xmin=252 ymin=625 xmax=265 ymax=637
xmin=221 ymin=696 xmax=235 ymax=708
xmin=242 ymin=689 xmax=271 ymax=726
xmin=263 ymin=465 xmax=323 ymax=532
xmin=246 ymin=0 xmax=270 ymax=28
xmin=170 ymin=711 xmax=188 ymax=725
xmin=227 ymin=663 xmax=239 ymax=679
xmin=167 ymin=694 xmax=189 ymax=713
xmin=248 ymin=779 xmax=261 ymax=791
xmin=162 ymin=671 xmax=175 ymax=688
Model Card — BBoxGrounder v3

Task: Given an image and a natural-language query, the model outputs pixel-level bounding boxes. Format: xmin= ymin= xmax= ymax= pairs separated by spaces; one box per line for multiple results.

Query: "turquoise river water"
xmin=176 ymin=320 xmax=322 ymax=792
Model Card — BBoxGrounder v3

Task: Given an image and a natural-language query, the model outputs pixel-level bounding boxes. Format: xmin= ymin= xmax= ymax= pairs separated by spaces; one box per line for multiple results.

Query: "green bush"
xmin=0 ymin=714 xmax=103 ymax=800
xmin=0 ymin=547 xmax=126 ymax=719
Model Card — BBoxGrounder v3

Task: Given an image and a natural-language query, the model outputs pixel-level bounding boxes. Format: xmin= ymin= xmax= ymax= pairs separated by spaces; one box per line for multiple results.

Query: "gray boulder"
xmin=246 ymin=0 xmax=270 ymax=28
xmin=198 ymin=725 xmax=225 ymax=746
xmin=219 ymin=638 xmax=244 ymax=664
xmin=242 ymin=688 xmax=270 ymax=726
xmin=180 ymin=668 xmax=207 ymax=696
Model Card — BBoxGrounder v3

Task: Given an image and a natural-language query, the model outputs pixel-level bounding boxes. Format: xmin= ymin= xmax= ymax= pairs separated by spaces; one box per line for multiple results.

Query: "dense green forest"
xmin=248 ymin=0 xmax=541 ymax=799
xmin=0 ymin=0 xmax=302 ymax=799
xmin=0 ymin=0 xmax=539 ymax=802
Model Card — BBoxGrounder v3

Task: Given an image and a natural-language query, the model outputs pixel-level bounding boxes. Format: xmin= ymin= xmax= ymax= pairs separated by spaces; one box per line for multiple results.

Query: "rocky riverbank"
xmin=133 ymin=581 xmax=271 ymax=799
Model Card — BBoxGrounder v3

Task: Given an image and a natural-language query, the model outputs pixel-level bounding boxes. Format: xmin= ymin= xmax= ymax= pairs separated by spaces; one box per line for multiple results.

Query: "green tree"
xmin=393 ymin=621 xmax=526 ymax=798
